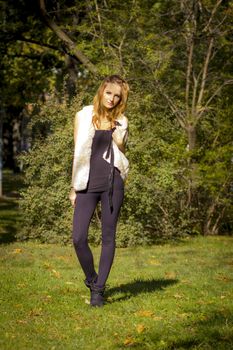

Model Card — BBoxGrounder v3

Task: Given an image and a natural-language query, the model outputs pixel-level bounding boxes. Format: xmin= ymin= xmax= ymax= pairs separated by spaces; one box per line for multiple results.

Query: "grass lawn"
xmin=1 ymin=236 xmax=233 ymax=350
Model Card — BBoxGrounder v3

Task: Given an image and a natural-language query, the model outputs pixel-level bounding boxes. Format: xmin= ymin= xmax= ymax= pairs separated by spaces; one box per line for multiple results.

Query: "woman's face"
xmin=102 ymin=83 xmax=122 ymax=109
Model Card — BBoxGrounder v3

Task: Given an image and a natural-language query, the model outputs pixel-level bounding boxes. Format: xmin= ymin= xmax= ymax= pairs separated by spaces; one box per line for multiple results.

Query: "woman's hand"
xmin=112 ymin=119 xmax=128 ymax=153
xmin=69 ymin=188 xmax=77 ymax=208
xmin=112 ymin=129 xmax=125 ymax=153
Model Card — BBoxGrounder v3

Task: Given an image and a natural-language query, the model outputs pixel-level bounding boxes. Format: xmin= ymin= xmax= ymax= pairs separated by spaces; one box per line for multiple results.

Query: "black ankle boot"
xmin=84 ymin=274 xmax=98 ymax=289
xmin=90 ymin=284 xmax=105 ymax=307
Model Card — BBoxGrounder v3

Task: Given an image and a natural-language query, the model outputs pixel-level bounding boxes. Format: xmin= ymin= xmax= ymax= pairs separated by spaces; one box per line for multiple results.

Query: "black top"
xmin=87 ymin=129 xmax=124 ymax=192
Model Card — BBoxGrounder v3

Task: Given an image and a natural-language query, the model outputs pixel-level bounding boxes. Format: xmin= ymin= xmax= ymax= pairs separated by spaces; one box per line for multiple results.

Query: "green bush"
xmin=18 ymin=89 xmax=233 ymax=246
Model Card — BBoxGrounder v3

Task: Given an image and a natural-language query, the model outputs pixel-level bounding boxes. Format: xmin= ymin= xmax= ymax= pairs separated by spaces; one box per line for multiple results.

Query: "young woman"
xmin=69 ymin=75 xmax=129 ymax=307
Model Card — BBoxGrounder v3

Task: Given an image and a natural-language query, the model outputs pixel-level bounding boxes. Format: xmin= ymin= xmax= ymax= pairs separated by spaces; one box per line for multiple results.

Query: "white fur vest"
xmin=71 ymin=105 xmax=129 ymax=191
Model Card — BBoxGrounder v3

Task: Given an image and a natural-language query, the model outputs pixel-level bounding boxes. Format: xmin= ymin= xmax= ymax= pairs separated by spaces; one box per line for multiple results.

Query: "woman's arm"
xmin=69 ymin=112 xmax=79 ymax=207
xmin=112 ymin=116 xmax=128 ymax=153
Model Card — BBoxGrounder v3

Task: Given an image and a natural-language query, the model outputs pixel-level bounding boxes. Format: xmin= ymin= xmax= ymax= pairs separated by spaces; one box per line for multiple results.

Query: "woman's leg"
xmin=73 ymin=191 xmax=100 ymax=282
xmin=96 ymin=189 xmax=124 ymax=287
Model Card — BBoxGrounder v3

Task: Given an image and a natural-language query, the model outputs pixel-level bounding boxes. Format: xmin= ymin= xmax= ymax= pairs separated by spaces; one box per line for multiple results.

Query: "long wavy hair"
xmin=93 ymin=75 xmax=129 ymax=129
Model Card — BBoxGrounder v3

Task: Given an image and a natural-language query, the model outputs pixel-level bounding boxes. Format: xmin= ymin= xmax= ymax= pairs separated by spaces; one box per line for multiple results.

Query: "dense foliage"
xmin=3 ymin=0 xmax=232 ymax=244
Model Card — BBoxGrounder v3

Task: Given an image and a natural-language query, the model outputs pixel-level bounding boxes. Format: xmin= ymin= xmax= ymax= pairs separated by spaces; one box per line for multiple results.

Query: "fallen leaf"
xmin=136 ymin=324 xmax=146 ymax=334
xmin=41 ymin=295 xmax=52 ymax=303
xmin=215 ymin=274 xmax=232 ymax=282
xmin=17 ymin=319 xmax=28 ymax=324
xmin=148 ymin=259 xmax=161 ymax=266
xmin=123 ymin=337 xmax=137 ymax=346
xmin=165 ymin=272 xmax=177 ymax=279
xmin=135 ymin=310 xmax=154 ymax=318
xmin=14 ymin=304 xmax=23 ymax=308
xmin=177 ymin=313 xmax=190 ymax=319
xmin=51 ymin=269 xmax=61 ymax=278
xmin=85 ymin=299 xmax=90 ymax=305
xmin=153 ymin=316 xmax=163 ymax=321
xmin=180 ymin=279 xmax=191 ymax=285
xmin=29 ymin=308 xmax=43 ymax=317
xmin=81 ymin=295 xmax=89 ymax=299
xmin=43 ymin=262 xmax=52 ymax=269
xmin=173 ymin=293 xmax=184 ymax=299
xmin=12 ymin=248 xmax=22 ymax=254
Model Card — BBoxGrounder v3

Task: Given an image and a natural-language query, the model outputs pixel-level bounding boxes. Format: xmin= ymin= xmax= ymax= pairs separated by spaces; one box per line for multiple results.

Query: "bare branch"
xmin=196 ymin=37 xmax=214 ymax=107
xmin=156 ymin=82 xmax=187 ymax=129
xmin=191 ymin=72 xmax=198 ymax=116
xmin=93 ymin=0 xmax=106 ymax=53
xmin=116 ymin=0 xmax=136 ymax=74
xmin=185 ymin=37 xmax=194 ymax=114
xmin=197 ymin=79 xmax=233 ymax=120
xmin=203 ymin=0 xmax=223 ymax=33
xmin=16 ymin=36 xmax=62 ymax=52
xmin=38 ymin=0 xmax=99 ymax=76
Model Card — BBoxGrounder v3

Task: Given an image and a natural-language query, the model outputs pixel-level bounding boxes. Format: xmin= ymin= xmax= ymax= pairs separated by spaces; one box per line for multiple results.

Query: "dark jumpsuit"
xmin=72 ymin=129 xmax=124 ymax=288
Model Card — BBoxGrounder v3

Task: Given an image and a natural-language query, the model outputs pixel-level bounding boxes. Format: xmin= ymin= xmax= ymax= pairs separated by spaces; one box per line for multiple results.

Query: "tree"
xmin=4 ymin=0 xmax=232 ymax=242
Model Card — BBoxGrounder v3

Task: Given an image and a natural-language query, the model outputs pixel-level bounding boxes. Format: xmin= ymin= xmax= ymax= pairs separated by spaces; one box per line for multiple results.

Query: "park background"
xmin=0 ymin=0 xmax=233 ymax=349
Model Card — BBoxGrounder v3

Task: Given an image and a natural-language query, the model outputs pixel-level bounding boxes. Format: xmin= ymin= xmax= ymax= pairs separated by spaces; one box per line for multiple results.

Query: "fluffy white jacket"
xmin=71 ymin=105 xmax=129 ymax=192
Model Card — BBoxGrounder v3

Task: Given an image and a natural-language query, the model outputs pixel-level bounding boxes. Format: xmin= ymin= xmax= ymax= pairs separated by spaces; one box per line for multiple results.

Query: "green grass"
xmin=1 ymin=236 xmax=233 ymax=349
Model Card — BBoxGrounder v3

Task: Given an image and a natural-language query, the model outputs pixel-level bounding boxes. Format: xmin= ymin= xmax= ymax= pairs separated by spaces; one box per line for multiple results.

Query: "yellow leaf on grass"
xmin=165 ymin=271 xmax=177 ymax=279
xmin=123 ymin=337 xmax=137 ymax=346
xmin=42 ymin=295 xmax=52 ymax=303
xmin=135 ymin=310 xmax=154 ymax=318
xmin=136 ymin=324 xmax=146 ymax=334
xmin=43 ymin=262 xmax=52 ymax=269
xmin=215 ymin=274 xmax=232 ymax=282
xmin=17 ymin=319 xmax=28 ymax=324
xmin=173 ymin=293 xmax=184 ymax=299
xmin=177 ymin=313 xmax=190 ymax=319
xmin=153 ymin=316 xmax=163 ymax=321
xmin=51 ymin=269 xmax=61 ymax=278
xmin=148 ymin=259 xmax=161 ymax=266
xmin=12 ymin=248 xmax=22 ymax=254
xmin=29 ymin=308 xmax=43 ymax=317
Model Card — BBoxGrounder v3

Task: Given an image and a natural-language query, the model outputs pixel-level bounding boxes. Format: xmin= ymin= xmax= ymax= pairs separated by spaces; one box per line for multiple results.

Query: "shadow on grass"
xmin=107 ymin=278 xmax=178 ymax=302
xmin=147 ymin=309 xmax=233 ymax=349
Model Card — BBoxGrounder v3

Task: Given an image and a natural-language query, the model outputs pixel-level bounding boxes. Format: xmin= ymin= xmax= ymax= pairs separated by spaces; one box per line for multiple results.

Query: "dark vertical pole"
xmin=0 ymin=103 xmax=3 ymax=197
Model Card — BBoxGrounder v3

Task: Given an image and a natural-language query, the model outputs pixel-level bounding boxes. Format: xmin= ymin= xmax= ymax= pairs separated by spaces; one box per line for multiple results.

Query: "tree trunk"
xmin=186 ymin=124 xmax=197 ymax=207
xmin=187 ymin=124 xmax=196 ymax=151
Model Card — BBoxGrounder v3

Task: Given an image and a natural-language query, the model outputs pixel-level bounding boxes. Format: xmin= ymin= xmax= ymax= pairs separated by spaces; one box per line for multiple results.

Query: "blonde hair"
xmin=93 ymin=75 xmax=129 ymax=129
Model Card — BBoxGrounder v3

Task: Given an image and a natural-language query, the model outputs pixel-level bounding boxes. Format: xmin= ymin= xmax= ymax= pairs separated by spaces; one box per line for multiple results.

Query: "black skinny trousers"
xmin=73 ymin=188 xmax=124 ymax=288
